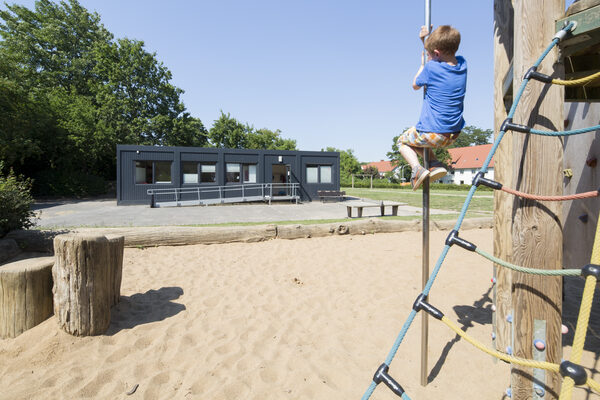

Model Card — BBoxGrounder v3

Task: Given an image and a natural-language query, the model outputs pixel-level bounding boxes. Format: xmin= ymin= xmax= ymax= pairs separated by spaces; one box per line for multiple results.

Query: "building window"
xmin=182 ymin=162 xmax=198 ymax=184
xmin=200 ymin=163 xmax=216 ymax=183
xmin=306 ymin=165 xmax=332 ymax=183
xmin=320 ymin=166 xmax=332 ymax=183
xmin=135 ymin=161 xmax=172 ymax=184
xmin=243 ymin=164 xmax=257 ymax=183
xmin=226 ymin=163 xmax=240 ymax=183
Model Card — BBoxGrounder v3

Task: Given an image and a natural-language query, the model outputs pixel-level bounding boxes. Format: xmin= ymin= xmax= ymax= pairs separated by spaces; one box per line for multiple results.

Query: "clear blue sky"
xmin=5 ymin=1 xmax=577 ymax=162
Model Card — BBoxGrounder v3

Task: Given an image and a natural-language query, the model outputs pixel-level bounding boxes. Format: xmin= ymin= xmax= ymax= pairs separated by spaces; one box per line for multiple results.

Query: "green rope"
xmin=475 ymin=248 xmax=581 ymax=276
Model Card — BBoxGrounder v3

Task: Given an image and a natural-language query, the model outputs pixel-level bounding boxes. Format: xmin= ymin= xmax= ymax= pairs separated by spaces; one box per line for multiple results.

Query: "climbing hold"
xmin=534 ymin=384 xmax=545 ymax=397
xmin=491 ymin=277 xmax=497 ymax=284
xmin=586 ymin=157 xmax=597 ymax=168
xmin=491 ymin=304 xmax=497 ymax=312
xmin=506 ymin=346 xmax=513 ymax=355
xmin=506 ymin=314 xmax=513 ymax=323
xmin=563 ymin=169 xmax=573 ymax=178
xmin=491 ymin=332 xmax=496 ymax=340
xmin=562 ymin=324 xmax=569 ymax=335
xmin=506 ymin=387 xmax=512 ymax=398
xmin=579 ymin=214 xmax=589 ymax=223
xmin=534 ymin=339 xmax=546 ymax=351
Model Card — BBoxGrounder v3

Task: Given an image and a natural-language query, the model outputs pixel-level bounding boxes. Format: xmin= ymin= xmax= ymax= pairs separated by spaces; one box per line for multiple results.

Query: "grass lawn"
xmin=343 ymin=187 xmax=493 ymax=214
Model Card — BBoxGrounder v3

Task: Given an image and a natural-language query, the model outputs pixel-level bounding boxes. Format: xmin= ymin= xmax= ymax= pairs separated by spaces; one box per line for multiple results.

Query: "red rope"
xmin=501 ymin=186 xmax=599 ymax=201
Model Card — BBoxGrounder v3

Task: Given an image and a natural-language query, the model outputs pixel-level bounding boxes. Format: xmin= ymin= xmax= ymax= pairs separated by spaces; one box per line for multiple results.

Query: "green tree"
xmin=247 ymin=128 xmax=297 ymax=150
xmin=362 ymin=165 xmax=379 ymax=178
xmin=208 ymin=112 xmax=296 ymax=150
xmin=208 ymin=112 xmax=250 ymax=148
xmin=0 ymin=0 xmax=207 ymax=187
xmin=448 ymin=125 xmax=492 ymax=148
xmin=323 ymin=147 xmax=361 ymax=179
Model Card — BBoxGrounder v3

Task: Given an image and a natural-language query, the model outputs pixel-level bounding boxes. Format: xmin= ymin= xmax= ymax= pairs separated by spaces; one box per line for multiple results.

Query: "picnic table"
xmin=346 ymin=200 xmax=403 ymax=218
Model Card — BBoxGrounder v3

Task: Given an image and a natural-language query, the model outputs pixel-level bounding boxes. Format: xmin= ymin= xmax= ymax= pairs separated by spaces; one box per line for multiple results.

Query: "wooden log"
xmin=105 ymin=235 xmax=124 ymax=307
xmin=0 ymin=256 xmax=54 ymax=338
xmin=511 ymin=1 xmax=564 ymax=398
xmin=493 ymin=0 xmax=515 ymax=354
xmin=73 ymin=225 xmax=278 ymax=247
xmin=52 ymin=234 xmax=111 ymax=336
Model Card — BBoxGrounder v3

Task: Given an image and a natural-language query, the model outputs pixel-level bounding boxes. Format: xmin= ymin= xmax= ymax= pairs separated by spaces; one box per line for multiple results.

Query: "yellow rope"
xmin=587 ymin=378 xmax=600 ymax=393
xmin=441 ymin=316 xmax=560 ymax=371
xmin=559 ymin=219 xmax=600 ymax=400
xmin=552 ymin=71 xmax=600 ymax=86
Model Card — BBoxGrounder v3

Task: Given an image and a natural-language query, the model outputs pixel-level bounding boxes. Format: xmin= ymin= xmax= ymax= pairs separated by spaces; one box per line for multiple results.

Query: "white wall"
xmin=440 ymin=167 xmax=494 ymax=185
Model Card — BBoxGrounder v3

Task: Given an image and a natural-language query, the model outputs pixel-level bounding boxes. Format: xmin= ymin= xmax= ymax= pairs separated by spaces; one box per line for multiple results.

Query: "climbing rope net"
xmin=362 ymin=22 xmax=600 ymax=400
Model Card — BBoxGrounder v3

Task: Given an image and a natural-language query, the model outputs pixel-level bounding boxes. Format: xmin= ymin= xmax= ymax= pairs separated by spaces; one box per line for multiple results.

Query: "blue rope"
xmin=360 ymin=22 xmax=575 ymax=400
xmin=529 ymin=124 xmax=600 ymax=136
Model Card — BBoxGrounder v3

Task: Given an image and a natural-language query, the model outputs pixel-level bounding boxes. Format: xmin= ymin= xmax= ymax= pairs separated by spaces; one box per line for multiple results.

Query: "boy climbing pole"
xmin=398 ymin=25 xmax=467 ymax=190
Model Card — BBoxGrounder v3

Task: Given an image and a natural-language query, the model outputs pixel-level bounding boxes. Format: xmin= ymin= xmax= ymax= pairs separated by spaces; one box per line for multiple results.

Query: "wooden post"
xmin=493 ymin=0 xmax=514 ymax=355
xmin=511 ymin=1 xmax=564 ymax=399
xmin=105 ymin=234 xmax=124 ymax=307
xmin=53 ymin=234 xmax=112 ymax=336
xmin=0 ymin=257 xmax=54 ymax=338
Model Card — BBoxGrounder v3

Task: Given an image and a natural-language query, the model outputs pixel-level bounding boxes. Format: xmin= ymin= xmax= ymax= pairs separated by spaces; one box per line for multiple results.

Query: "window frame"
xmin=135 ymin=160 xmax=172 ymax=184
xmin=305 ymin=164 xmax=333 ymax=184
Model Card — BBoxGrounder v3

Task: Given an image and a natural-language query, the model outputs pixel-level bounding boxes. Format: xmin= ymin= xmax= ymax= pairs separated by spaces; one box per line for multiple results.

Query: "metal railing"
xmin=147 ymin=182 xmax=300 ymax=207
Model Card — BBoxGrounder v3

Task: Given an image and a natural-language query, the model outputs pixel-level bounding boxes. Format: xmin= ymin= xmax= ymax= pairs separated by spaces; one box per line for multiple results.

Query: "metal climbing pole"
xmin=420 ymin=0 xmax=431 ymax=389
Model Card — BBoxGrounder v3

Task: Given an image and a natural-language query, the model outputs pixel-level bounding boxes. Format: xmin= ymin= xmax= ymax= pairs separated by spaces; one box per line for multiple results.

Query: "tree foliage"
xmin=448 ymin=125 xmax=492 ymax=148
xmin=0 ymin=0 xmax=207 ymax=188
xmin=0 ymin=163 xmax=36 ymax=236
xmin=209 ymin=112 xmax=296 ymax=150
xmin=323 ymin=147 xmax=361 ymax=179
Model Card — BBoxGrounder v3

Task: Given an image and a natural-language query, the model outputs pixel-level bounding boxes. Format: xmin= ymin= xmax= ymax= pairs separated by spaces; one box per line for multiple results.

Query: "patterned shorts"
xmin=397 ymin=126 xmax=460 ymax=148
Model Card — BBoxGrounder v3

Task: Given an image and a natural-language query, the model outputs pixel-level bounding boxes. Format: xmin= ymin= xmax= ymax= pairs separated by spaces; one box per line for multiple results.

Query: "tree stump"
xmin=0 ymin=256 xmax=54 ymax=338
xmin=53 ymin=234 xmax=112 ymax=336
xmin=105 ymin=234 xmax=124 ymax=307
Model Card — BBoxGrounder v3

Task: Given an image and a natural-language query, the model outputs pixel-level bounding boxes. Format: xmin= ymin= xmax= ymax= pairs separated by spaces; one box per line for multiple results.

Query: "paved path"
xmin=32 ymin=198 xmax=456 ymax=228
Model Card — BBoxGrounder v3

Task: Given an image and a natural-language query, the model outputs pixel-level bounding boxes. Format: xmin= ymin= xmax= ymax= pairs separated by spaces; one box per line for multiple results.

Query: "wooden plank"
xmin=493 ymin=0 xmax=515 ymax=355
xmin=562 ymin=103 xmax=600 ymax=269
xmin=511 ymin=1 xmax=564 ymax=399
xmin=556 ymin=4 xmax=600 ymax=36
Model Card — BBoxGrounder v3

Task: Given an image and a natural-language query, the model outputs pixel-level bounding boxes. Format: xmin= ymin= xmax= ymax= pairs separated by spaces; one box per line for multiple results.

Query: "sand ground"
xmin=1 ymin=228 xmax=598 ymax=399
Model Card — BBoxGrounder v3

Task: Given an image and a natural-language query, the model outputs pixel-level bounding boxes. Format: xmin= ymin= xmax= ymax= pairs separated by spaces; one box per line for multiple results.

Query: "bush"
xmin=0 ymin=168 xmax=36 ymax=236
xmin=33 ymin=169 xmax=107 ymax=197
xmin=341 ymin=177 xmax=492 ymax=191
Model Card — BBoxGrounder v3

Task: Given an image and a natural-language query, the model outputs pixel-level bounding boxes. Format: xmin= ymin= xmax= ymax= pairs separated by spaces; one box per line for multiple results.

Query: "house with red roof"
xmin=443 ymin=144 xmax=495 ymax=185
xmin=360 ymin=160 xmax=399 ymax=178
xmin=361 ymin=144 xmax=494 ymax=184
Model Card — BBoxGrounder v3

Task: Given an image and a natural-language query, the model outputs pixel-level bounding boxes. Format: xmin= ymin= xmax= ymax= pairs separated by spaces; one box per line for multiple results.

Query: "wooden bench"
xmin=318 ymin=190 xmax=346 ymax=202
xmin=346 ymin=201 xmax=402 ymax=218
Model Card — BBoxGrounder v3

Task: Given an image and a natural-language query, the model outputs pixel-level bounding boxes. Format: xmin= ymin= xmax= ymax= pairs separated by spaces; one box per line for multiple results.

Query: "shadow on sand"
xmin=427 ymin=287 xmax=493 ymax=384
xmin=107 ymin=286 xmax=186 ymax=335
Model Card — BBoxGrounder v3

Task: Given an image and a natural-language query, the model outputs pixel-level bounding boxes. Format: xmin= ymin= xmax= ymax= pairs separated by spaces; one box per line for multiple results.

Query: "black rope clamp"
xmin=559 ymin=361 xmax=587 ymax=386
xmin=412 ymin=293 xmax=444 ymax=320
xmin=524 ymin=66 xmax=553 ymax=83
xmin=373 ymin=364 xmax=405 ymax=397
xmin=445 ymin=230 xmax=477 ymax=252
xmin=582 ymin=264 xmax=600 ymax=279
xmin=473 ymin=172 xmax=502 ymax=190
xmin=500 ymin=118 xmax=531 ymax=134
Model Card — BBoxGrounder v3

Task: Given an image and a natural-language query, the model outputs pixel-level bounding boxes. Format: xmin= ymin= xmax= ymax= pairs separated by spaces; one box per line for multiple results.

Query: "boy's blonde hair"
xmin=425 ymin=25 xmax=461 ymax=55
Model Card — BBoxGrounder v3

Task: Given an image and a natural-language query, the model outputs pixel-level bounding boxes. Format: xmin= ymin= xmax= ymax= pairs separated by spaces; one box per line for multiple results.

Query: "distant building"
xmin=442 ymin=144 xmax=495 ymax=185
xmin=116 ymin=145 xmax=340 ymax=205
xmin=361 ymin=160 xmax=399 ymax=178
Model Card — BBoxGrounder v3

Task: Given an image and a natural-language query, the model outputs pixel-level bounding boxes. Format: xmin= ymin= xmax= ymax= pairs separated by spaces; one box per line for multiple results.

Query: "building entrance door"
xmin=272 ymin=164 xmax=290 ymax=196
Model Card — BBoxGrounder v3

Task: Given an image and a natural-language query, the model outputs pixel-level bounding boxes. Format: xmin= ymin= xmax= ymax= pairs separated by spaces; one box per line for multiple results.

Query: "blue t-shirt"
xmin=415 ymin=55 xmax=467 ymax=133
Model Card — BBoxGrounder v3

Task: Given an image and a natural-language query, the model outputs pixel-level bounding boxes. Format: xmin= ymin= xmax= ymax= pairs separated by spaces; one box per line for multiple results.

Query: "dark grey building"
xmin=116 ymin=144 xmax=340 ymax=205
